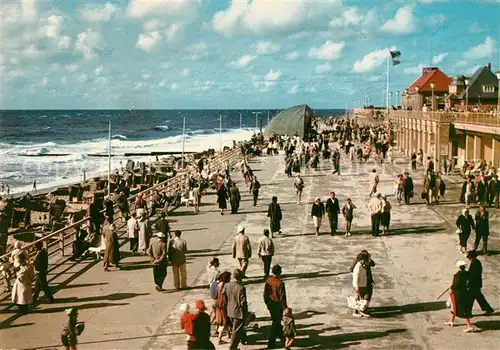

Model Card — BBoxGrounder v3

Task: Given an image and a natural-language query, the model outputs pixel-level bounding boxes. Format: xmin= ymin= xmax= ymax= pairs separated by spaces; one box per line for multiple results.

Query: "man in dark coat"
xmin=325 ymin=192 xmax=340 ymax=235
xmin=155 ymin=212 xmax=170 ymax=239
xmin=267 ymin=196 xmax=282 ymax=238
xmin=456 ymin=208 xmax=475 ymax=253
xmin=264 ymin=265 xmax=287 ymax=349
xmin=224 ymin=269 xmax=248 ymax=350
xmin=466 ymin=251 xmax=494 ymax=315
xmin=332 ymin=150 xmax=341 ymax=175
xmin=473 ymin=205 xmax=489 ymax=254
xmin=229 ymin=183 xmax=241 ymax=214
xmin=488 ymin=174 xmax=500 ymax=208
xmin=249 ymin=176 xmax=260 ymax=206
xmin=403 ymin=172 xmax=414 ymax=205
xmin=147 ymin=232 xmax=168 ymax=291
xmin=32 ymin=241 xmax=55 ymax=305
xmin=342 ymin=198 xmax=356 ymax=237
xmin=476 ymin=175 xmax=489 ymax=205
xmin=113 ymin=190 xmax=129 ymax=222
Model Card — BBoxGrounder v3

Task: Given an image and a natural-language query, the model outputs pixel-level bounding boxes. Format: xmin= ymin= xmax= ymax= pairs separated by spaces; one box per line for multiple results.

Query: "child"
xmin=61 ymin=308 xmax=85 ymax=350
xmin=282 ymin=307 xmax=296 ymax=349
xmin=0 ymin=257 xmax=12 ymax=292
xmin=179 ymin=303 xmax=195 ymax=348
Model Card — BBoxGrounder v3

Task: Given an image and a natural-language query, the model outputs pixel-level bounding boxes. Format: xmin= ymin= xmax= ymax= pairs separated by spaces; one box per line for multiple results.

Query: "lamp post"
xmin=496 ymin=71 xmax=500 ymax=114
xmin=464 ymin=78 xmax=469 ymax=113
xmin=430 ymin=82 xmax=435 ymax=111
xmin=415 ymin=87 xmax=419 ymax=110
xmin=396 ymin=91 xmax=400 ymax=108
xmin=389 ymin=92 xmax=393 ymax=107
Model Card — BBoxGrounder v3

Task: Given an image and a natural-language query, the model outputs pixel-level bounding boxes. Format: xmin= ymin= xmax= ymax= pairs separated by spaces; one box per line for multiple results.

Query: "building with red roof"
xmin=401 ymin=67 xmax=452 ymax=111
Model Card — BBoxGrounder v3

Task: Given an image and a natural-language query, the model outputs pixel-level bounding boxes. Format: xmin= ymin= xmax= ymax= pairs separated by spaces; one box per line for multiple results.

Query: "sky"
xmin=0 ymin=0 xmax=499 ymax=110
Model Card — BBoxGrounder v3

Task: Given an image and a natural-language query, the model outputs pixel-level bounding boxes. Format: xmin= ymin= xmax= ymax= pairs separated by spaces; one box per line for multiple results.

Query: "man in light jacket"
xmin=258 ymin=229 xmax=275 ymax=279
xmin=127 ymin=213 xmax=139 ymax=254
xmin=368 ymin=194 xmax=383 ymax=237
xmin=168 ymin=230 xmax=188 ymax=290
xmin=147 ymin=232 xmax=168 ymax=291
xmin=224 ymin=269 xmax=248 ymax=350
xmin=352 ymin=253 xmax=369 ymax=317
xmin=232 ymin=225 xmax=252 ymax=276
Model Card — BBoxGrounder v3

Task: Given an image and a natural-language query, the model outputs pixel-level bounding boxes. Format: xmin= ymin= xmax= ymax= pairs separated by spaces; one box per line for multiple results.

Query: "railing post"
xmin=59 ymin=230 xmax=65 ymax=256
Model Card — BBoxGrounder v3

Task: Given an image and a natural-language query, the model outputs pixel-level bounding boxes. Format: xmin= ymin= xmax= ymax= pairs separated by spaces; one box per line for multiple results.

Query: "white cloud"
xmin=308 ymin=40 xmax=345 ymax=60
xmin=426 ymin=14 xmax=446 ymax=27
xmin=329 ymin=7 xmax=375 ymax=28
xmin=158 ymin=80 xmax=167 ymax=88
xmin=212 ymin=0 xmax=342 ymax=36
xmin=81 ymin=2 xmax=118 ymax=22
xmin=41 ymin=15 xmax=63 ymax=39
xmin=230 ymin=55 xmax=257 ymax=68
xmin=180 ymin=68 xmax=191 ymax=77
xmin=254 ymin=41 xmax=280 ymax=54
xmin=58 ymin=36 xmax=71 ymax=50
xmin=144 ymin=19 xmax=161 ymax=31
xmin=353 ymin=47 xmax=395 ymax=73
xmin=380 ymin=5 xmax=416 ymax=34
xmin=75 ymin=29 xmax=102 ymax=59
xmin=432 ymin=53 xmax=448 ymax=64
xmin=165 ymin=24 xmax=181 ymax=41
xmin=21 ymin=0 xmax=37 ymax=21
xmin=287 ymin=84 xmax=300 ymax=94
xmin=41 ymin=77 xmax=48 ymax=87
xmin=285 ymin=51 xmax=299 ymax=61
xmin=169 ymin=83 xmax=179 ymax=90
xmin=456 ymin=60 xmax=468 ymax=67
xmin=23 ymin=44 xmax=41 ymax=59
xmin=305 ymin=86 xmax=317 ymax=93
xmin=463 ymin=36 xmax=496 ymax=59
xmin=132 ymin=82 xmax=144 ymax=91
xmin=403 ymin=64 xmax=425 ymax=75
xmin=186 ymin=41 xmax=208 ymax=60
xmin=94 ymin=65 xmax=104 ymax=76
xmin=127 ymin=0 xmax=201 ymax=19
xmin=315 ymin=62 xmax=332 ymax=74
xmin=142 ymin=73 xmax=151 ymax=80
xmin=264 ymin=69 xmax=281 ymax=81
xmin=65 ymin=64 xmax=79 ymax=72
xmin=136 ymin=31 xmax=161 ymax=52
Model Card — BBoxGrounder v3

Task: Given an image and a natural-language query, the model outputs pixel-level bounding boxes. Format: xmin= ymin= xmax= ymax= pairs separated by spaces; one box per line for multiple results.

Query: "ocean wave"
xmin=153 ymin=125 xmax=170 ymax=132
xmin=112 ymin=134 xmax=128 ymax=140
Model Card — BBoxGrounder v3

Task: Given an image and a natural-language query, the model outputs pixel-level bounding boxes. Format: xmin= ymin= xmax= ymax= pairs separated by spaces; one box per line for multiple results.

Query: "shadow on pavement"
xmin=60 ymin=282 xmax=109 ymax=289
xmin=474 ymin=320 xmax=500 ymax=331
xmin=45 ymin=292 xmax=149 ymax=304
xmin=369 ymin=301 xmax=446 ymax=318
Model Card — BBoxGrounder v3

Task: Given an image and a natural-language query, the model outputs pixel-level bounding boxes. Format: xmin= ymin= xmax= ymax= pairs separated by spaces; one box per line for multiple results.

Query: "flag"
xmin=392 ymin=60 xmax=401 ymax=66
xmin=389 ymin=50 xmax=401 ymax=58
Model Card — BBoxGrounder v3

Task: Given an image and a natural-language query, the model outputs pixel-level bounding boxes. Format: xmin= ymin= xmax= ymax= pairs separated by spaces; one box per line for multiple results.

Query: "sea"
xmin=0 ymin=109 xmax=344 ymax=195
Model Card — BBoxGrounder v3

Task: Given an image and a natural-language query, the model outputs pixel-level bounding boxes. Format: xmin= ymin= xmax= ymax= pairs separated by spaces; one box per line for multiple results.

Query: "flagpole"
xmin=181 ymin=116 xmax=186 ymax=169
xmin=107 ymin=120 xmax=111 ymax=195
xmin=386 ymin=53 xmax=390 ymax=116
xmin=219 ymin=113 xmax=222 ymax=152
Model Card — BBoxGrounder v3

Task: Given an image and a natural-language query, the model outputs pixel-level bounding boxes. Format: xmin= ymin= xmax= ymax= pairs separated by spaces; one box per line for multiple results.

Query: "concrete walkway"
xmin=0 ymin=150 xmax=499 ymax=350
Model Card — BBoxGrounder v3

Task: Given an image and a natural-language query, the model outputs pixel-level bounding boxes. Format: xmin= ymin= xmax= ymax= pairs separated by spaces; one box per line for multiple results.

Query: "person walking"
xmin=456 ymin=208 xmax=475 ymax=254
xmin=32 ymin=241 xmax=55 ymax=305
xmin=445 ymin=260 xmax=474 ymax=332
xmin=224 ymin=269 xmax=248 ymax=350
xmin=264 ymin=264 xmax=287 ymax=349
xmin=217 ymin=184 xmax=228 ymax=215
xmin=168 ymin=230 xmax=188 ymax=290
xmin=342 ymin=198 xmax=356 ymax=237
xmin=137 ymin=212 xmax=151 ymax=255
xmin=411 ymin=152 xmax=417 ymax=170
xmin=192 ymin=300 xmax=216 ymax=350
xmin=332 ymin=149 xmax=341 ymax=175
xmin=350 ymin=250 xmax=376 ymax=312
xmin=325 ymin=192 xmax=340 ymax=236
xmin=155 ymin=212 xmax=170 ymax=239
xmin=466 ymin=251 xmax=494 ymax=315
xmin=127 ymin=213 xmax=139 ymax=254
xmin=61 ymin=308 xmax=85 ymax=350
xmin=368 ymin=194 xmax=383 ymax=237
xmin=351 ymin=252 xmax=370 ymax=317
xmin=258 ymin=229 xmax=275 ymax=279
xmin=403 ymin=172 xmax=414 ymax=205
xmin=250 ymin=176 xmax=261 ymax=206
xmin=473 ymin=205 xmax=489 ymax=254
xmin=311 ymin=197 xmax=325 ymax=236
xmin=293 ymin=173 xmax=304 ymax=204
xmin=380 ymin=195 xmax=392 ymax=235
xmin=229 ymin=183 xmax=241 ymax=214
xmin=192 ymin=184 xmax=201 ymax=214
xmin=214 ymin=271 xmax=231 ymax=345
xmin=103 ymin=224 xmax=120 ymax=271
xmin=460 ymin=177 xmax=475 ymax=207
xmin=488 ymin=174 xmax=499 ymax=208
xmin=232 ymin=225 xmax=252 ymax=276
xmin=147 ymin=232 xmax=168 ymax=292
xmin=267 ymin=196 xmax=282 ymax=238
xmin=11 ymin=253 xmax=35 ymax=314
xmin=368 ymin=169 xmax=379 ymax=197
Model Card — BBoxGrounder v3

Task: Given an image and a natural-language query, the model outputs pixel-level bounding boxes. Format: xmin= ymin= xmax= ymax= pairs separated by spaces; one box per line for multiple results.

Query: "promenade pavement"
xmin=1 ymin=149 xmax=499 ymax=350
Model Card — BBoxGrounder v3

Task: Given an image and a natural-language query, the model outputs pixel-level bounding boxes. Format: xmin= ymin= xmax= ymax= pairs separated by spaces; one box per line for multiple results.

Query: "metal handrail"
xmin=1 ymin=148 xmax=242 ymax=265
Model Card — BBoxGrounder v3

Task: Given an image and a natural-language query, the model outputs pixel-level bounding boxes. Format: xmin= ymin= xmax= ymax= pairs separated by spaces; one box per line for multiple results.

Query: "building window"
xmin=482 ymin=85 xmax=494 ymax=93
xmin=449 ymin=85 xmax=457 ymax=94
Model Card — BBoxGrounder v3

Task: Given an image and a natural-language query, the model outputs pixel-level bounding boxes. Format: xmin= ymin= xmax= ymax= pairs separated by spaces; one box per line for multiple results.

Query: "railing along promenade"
xmin=387 ymin=110 xmax=500 ymax=127
xmin=0 ymin=147 xmax=243 ymax=277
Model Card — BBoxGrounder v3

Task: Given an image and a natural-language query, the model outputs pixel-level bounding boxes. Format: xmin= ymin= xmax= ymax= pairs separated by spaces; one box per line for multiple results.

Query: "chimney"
xmin=487 ymin=63 xmax=491 ymax=71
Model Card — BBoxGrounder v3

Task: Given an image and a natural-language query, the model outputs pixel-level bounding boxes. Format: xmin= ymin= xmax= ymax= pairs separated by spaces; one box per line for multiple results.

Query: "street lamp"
xmin=496 ymin=71 xmax=500 ymax=114
xmin=464 ymin=78 xmax=469 ymax=113
xmin=430 ymin=82 xmax=435 ymax=111
xmin=389 ymin=92 xmax=393 ymax=107
xmin=415 ymin=87 xmax=419 ymax=110
xmin=396 ymin=91 xmax=400 ymax=107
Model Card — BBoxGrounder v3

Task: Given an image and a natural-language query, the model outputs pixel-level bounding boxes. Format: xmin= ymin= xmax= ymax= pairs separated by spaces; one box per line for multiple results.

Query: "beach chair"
xmin=88 ymin=236 xmax=106 ymax=260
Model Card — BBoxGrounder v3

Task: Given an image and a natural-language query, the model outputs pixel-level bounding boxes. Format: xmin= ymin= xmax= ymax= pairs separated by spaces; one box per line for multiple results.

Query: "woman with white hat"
xmin=445 ymin=260 xmax=474 ymax=332
xmin=311 ymin=197 xmax=325 ymax=236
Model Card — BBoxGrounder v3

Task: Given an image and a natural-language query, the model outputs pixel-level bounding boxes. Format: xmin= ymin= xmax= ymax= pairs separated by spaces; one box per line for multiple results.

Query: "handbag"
xmin=347 ymin=295 xmax=368 ymax=312
xmin=209 ymin=281 xmax=218 ymax=300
